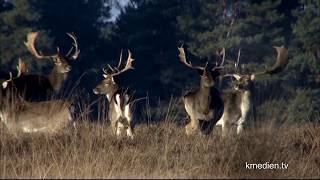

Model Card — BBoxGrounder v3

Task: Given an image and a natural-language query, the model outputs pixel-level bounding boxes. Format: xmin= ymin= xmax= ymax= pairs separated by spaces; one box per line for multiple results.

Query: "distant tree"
xmin=34 ymin=0 xmax=112 ymax=74
xmin=111 ymin=0 xmax=189 ymax=99
xmin=0 ymin=0 xmax=52 ymax=72
xmin=280 ymin=0 xmax=320 ymax=89
xmin=292 ymin=0 xmax=320 ymax=62
xmin=177 ymin=0 xmax=293 ymax=80
xmin=0 ymin=0 xmax=113 ymax=92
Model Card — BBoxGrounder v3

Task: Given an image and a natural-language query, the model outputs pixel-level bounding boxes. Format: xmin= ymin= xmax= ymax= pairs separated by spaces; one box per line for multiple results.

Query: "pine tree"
xmin=177 ymin=0 xmax=287 ymax=74
xmin=0 ymin=0 xmax=52 ymax=71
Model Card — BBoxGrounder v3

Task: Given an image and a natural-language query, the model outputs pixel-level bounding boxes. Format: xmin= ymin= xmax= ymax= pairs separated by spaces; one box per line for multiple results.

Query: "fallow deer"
xmin=0 ymin=62 xmax=74 ymax=134
xmin=4 ymin=31 xmax=80 ymax=101
xmin=178 ymin=45 xmax=224 ymax=135
xmin=93 ymin=50 xmax=135 ymax=139
xmin=216 ymin=45 xmax=289 ymax=137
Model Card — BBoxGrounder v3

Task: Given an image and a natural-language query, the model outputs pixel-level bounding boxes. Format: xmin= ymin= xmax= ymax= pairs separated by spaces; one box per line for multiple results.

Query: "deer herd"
xmin=0 ymin=31 xmax=289 ymax=140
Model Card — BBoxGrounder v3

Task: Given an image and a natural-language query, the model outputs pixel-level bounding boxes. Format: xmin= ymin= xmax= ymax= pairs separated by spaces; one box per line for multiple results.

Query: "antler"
xmin=224 ymin=45 xmax=289 ymax=80
xmin=66 ymin=32 xmax=80 ymax=60
xmin=178 ymin=45 xmax=206 ymax=70
xmin=254 ymin=45 xmax=289 ymax=76
xmin=223 ymin=48 xmax=241 ymax=79
xmin=235 ymin=48 xmax=241 ymax=69
xmin=212 ymin=47 xmax=226 ymax=71
xmin=103 ymin=50 xmax=134 ymax=77
xmin=24 ymin=32 xmax=58 ymax=59
xmin=16 ymin=58 xmax=28 ymax=77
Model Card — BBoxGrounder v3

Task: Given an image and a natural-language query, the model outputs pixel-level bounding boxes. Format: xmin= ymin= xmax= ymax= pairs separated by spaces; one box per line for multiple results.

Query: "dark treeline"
xmin=0 ymin=0 xmax=319 ymax=122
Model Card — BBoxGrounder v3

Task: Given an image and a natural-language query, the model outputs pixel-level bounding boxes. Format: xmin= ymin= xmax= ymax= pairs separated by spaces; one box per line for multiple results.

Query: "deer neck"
xmin=199 ymin=84 xmax=211 ymax=96
xmin=48 ymin=66 xmax=68 ymax=92
xmin=198 ymin=83 xmax=211 ymax=107
xmin=106 ymin=85 xmax=119 ymax=102
xmin=239 ymin=85 xmax=254 ymax=106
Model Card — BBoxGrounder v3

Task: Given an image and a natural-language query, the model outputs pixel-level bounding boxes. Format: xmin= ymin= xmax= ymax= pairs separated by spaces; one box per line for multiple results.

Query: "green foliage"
xmin=287 ymin=89 xmax=320 ymax=123
xmin=0 ymin=0 xmax=46 ymax=71
xmin=177 ymin=0 xmax=286 ymax=65
xmin=292 ymin=0 xmax=320 ymax=54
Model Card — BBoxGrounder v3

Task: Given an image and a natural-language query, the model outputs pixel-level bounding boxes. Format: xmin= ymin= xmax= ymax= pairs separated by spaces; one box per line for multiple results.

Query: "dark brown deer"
xmin=93 ymin=50 xmax=135 ymax=139
xmin=4 ymin=31 xmax=80 ymax=101
xmin=216 ymin=45 xmax=289 ymax=137
xmin=178 ymin=45 xmax=224 ymax=135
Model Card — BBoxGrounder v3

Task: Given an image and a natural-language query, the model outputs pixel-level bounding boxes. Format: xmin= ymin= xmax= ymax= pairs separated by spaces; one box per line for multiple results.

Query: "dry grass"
xmin=1 ymin=117 xmax=320 ymax=179
xmin=0 ymin=93 xmax=319 ymax=179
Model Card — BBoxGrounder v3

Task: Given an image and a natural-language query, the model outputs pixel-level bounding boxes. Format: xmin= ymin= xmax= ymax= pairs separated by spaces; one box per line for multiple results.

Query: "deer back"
xmin=0 ymin=98 xmax=72 ymax=134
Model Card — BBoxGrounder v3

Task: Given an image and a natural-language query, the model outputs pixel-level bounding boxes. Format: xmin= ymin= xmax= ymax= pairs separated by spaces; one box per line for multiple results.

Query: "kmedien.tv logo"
xmin=246 ymin=162 xmax=289 ymax=170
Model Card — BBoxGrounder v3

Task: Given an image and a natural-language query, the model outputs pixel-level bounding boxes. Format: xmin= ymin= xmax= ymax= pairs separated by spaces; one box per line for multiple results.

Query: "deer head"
xmin=93 ymin=50 xmax=134 ymax=100
xmin=178 ymin=45 xmax=224 ymax=88
xmin=224 ymin=45 xmax=289 ymax=90
xmin=24 ymin=31 xmax=80 ymax=74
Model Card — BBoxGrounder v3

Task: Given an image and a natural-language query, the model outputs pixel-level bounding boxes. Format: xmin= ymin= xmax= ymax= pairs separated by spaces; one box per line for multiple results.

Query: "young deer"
xmin=4 ymin=31 xmax=80 ymax=101
xmin=216 ymin=45 xmax=289 ymax=137
xmin=1 ymin=62 xmax=74 ymax=134
xmin=178 ymin=46 xmax=224 ymax=135
xmin=93 ymin=50 xmax=135 ymax=139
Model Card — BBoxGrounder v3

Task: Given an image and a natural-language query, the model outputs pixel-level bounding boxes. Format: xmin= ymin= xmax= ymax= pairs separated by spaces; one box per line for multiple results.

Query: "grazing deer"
xmin=178 ymin=46 xmax=224 ymax=135
xmin=4 ymin=31 xmax=80 ymax=101
xmin=0 ymin=64 xmax=74 ymax=134
xmin=93 ymin=50 xmax=135 ymax=139
xmin=216 ymin=45 xmax=289 ymax=137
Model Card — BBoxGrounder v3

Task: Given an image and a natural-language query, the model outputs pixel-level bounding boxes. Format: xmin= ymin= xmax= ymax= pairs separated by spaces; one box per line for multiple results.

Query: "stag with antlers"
xmin=178 ymin=45 xmax=224 ymax=136
xmin=0 ymin=60 xmax=75 ymax=134
xmin=216 ymin=45 xmax=289 ymax=137
xmin=93 ymin=50 xmax=136 ymax=139
xmin=3 ymin=31 xmax=80 ymax=101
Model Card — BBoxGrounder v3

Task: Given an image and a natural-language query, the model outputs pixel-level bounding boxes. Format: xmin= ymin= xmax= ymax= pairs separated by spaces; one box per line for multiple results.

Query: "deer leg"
xmin=237 ymin=114 xmax=246 ymax=135
xmin=126 ymin=127 xmax=134 ymax=139
xmin=186 ymin=115 xmax=198 ymax=135
xmin=221 ymin=121 xmax=232 ymax=138
xmin=111 ymin=119 xmax=118 ymax=136
xmin=237 ymin=124 xmax=244 ymax=135
xmin=116 ymin=122 xmax=124 ymax=139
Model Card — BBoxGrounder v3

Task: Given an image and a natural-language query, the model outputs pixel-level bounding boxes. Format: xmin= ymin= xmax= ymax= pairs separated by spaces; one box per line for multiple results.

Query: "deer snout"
xmin=93 ymin=88 xmax=99 ymax=94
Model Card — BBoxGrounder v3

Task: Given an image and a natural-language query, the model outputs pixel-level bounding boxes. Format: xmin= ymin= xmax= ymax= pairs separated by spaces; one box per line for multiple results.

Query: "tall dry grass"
xmin=0 ymin=97 xmax=320 ymax=179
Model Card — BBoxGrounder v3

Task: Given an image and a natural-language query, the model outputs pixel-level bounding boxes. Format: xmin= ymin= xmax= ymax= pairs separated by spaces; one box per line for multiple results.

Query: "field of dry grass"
xmin=1 ymin=115 xmax=320 ymax=179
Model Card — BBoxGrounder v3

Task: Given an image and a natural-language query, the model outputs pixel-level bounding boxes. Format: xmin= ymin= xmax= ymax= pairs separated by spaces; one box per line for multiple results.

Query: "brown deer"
xmin=178 ymin=45 xmax=224 ymax=135
xmin=216 ymin=45 xmax=289 ymax=137
xmin=1 ymin=62 xmax=74 ymax=134
xmin=4 ymin=31 xmax=80 ymax=101
xmin=93 ymin=50 xmax=135 ymax=139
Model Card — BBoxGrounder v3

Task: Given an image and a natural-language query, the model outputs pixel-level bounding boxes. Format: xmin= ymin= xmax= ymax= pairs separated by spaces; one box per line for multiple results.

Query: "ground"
xmin=0 ymin=119 xmax=319 ymax=178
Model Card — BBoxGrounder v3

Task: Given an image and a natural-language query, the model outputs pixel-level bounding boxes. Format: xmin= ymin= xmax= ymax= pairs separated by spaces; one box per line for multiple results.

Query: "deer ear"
xmin=103 ymin=74 xmax=108 ymax=78
xmin=250 ymin=74 xmax=256 ymax=81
